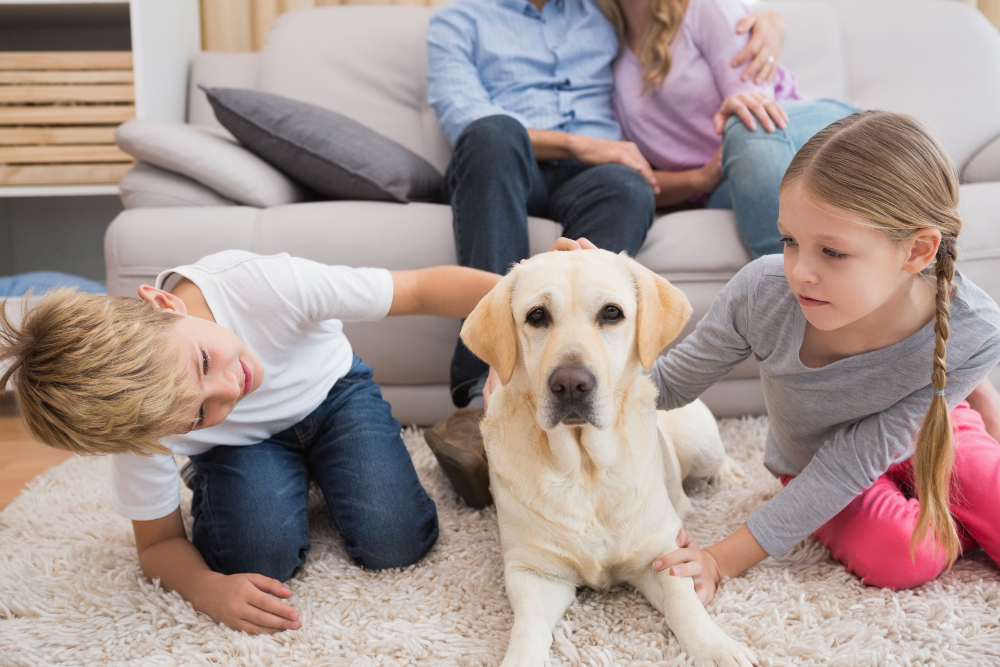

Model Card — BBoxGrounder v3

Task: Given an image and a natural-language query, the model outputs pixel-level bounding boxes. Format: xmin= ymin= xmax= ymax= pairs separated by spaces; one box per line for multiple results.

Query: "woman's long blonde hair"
xmin=781 ymin=110 xmax=963 ymax=566
xmin=596 ymin=0 xmax=687 ymax=90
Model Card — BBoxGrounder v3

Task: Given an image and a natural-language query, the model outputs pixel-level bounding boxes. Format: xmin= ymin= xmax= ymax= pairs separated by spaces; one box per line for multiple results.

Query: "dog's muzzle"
xmin=546 ymin=364 xmax=597 ymax=426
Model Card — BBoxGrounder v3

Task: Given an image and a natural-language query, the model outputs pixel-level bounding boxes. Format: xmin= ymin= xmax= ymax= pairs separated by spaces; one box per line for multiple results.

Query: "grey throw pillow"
xmin=203 ymin=87 xmax=443 ymax=203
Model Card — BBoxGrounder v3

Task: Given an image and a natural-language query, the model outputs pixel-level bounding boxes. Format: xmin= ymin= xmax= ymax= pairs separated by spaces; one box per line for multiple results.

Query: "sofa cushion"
xmin=258 ymin=6 xmax=451 ymax=174
xmin=204 ymin=87 xmax=444 ymax=204
xmin=118 ymin=163 xmax=236 ymax=209
xmin=115 ymin=120 xmax=306 ymax=208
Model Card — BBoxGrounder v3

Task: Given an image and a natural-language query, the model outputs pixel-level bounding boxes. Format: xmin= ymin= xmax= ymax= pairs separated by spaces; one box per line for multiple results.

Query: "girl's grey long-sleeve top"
xmin=650 ymin=255 xmax=1000 ymax=558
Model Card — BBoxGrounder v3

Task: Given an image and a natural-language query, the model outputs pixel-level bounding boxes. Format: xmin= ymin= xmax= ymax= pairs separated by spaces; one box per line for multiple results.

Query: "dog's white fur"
xmin=461 ymin=250 xmax=755 ymax=667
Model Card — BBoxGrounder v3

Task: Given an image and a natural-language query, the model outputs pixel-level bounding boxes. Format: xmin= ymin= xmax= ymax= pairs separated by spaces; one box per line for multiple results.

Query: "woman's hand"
xmin=691 ymin=148 xmax=724 ymax=195
xmin=732 ymin=11 xmax=787 ymax=83
xmin=653 ymin=529 xmax=723 ymax=606
xmin=713 ymin=92 xmax=788 ymax=135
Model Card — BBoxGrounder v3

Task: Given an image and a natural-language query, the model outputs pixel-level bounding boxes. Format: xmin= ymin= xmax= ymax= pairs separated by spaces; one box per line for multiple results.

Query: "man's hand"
xmin=733 ymin=11 xmax=787 ymax=83
xmin=569 ymin=135 xmax=661 ymax=194
xmin=653 ymin=528 xmax=722 ymax=606
xmin=713 ymin=92 xmax=788 ymax=135
xmin=197 ymin=572 xmax=301 ymax=635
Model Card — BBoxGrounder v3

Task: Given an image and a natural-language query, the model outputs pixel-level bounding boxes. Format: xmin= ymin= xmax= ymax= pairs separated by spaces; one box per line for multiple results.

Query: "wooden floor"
xmin=0 ymin=398 xmax=72 ymax=511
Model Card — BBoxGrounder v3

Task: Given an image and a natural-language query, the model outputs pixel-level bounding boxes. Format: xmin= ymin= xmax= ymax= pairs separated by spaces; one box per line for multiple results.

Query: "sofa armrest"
xmin=962 ymin=133 xmax=1000 ymax=184
xmin=115 ymin=119 xmax=306 ymax=208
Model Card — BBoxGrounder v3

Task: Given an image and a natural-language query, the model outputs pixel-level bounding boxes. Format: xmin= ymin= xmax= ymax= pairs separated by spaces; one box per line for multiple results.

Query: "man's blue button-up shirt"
xmin=427 ymin=0 xmax=622 ymax=146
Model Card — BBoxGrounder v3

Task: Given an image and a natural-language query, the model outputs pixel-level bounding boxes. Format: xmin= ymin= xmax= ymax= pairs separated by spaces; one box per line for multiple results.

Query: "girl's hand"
xmin=713 ymin=92 xmax=788 ymax=135
xmin=653 ymin=529 xmax=723 ymax=606
xmin=691 ymin=148 xmax=724 ymax=195
xmin=548 ymin=236 xmax=598 ymax=253
xmin=733 ymin=11 xmax=786 ymax=83
xmin=198 ymin=572 xmax=301 ymax=634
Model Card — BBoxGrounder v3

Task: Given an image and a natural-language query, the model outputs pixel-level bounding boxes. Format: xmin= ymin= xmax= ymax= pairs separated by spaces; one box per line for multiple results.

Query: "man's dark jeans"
xmin=183 ymin=356 xmax=438 ymax=581
xmin=444 ymin=115 xmax=656 ymax=406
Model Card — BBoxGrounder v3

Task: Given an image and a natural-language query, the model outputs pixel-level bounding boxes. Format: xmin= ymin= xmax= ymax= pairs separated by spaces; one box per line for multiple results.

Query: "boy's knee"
xmin=348 ymin=501 xmax=439 ymax=570
xmin=193 ymin=516 xmax=309 ymax=582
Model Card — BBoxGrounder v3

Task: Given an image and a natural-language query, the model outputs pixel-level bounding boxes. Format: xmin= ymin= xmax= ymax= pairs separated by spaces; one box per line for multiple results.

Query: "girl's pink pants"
xmin=780 ymin=401 xmax=1000 ymax=589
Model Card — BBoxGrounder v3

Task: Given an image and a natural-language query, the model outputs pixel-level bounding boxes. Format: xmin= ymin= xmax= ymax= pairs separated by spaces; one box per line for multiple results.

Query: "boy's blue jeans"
xmin=183 ymin=355 xmax=438 ymax=581
xmin=708 ymin=99 xmax=859 ymax=258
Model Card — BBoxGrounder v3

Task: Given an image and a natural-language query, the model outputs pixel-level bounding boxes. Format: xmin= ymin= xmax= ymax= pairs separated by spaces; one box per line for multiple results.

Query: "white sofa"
xmin=105 ymin=0 xmax=1000 ymax=425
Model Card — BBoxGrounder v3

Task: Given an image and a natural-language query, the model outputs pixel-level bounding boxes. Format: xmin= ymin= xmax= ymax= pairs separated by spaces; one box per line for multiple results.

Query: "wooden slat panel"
xmin=0 ymin=145 xmax=134 ymax=164
xmin=0 ymin=52 xmax=133 ymax=71
xmin=0 ymin=127 xmax=118 ymax=146
xmin=0 ymin=106 xmax=135 ymax=125
xmin=0 ymin=70 xmax=133 ymax=85
xmin=0 ymin=163 xmax=132 ymax=185
xmin=1 ymin=85 xmax=134 ymax=104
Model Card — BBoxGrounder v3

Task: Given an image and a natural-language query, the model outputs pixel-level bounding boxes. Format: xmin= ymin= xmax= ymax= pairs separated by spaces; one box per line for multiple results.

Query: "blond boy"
xmin=0 ymin=250 xmax=500 ymax=634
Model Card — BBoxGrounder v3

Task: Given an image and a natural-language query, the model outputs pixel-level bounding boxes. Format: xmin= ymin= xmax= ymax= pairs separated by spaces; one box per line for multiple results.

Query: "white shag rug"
xmin=1 ymin=417 xmax=998 ymax=667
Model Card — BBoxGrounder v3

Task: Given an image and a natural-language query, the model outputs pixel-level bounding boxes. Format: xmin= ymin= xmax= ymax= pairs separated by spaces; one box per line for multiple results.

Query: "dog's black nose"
xmin=548 ymin=364 xmax=595 ymax=402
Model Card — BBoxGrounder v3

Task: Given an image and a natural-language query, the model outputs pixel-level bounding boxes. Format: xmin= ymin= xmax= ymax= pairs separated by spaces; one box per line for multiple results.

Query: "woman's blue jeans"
xmin=708 ymin=99 xmax=859 ymax=258
xmin=182 ymin=355 xmax=438 ymax=581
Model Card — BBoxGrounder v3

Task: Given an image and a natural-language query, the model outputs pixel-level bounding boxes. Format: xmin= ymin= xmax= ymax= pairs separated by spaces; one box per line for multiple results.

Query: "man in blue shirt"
xmin=425 ymin=0 xmax=785 ymax=507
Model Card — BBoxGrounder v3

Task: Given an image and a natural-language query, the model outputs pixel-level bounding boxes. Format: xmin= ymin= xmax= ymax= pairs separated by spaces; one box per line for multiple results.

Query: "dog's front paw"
xmin=716 ymin=456 xmax=746 ymax=488
xmin=684 ymin=631 xmax=756 ymax=667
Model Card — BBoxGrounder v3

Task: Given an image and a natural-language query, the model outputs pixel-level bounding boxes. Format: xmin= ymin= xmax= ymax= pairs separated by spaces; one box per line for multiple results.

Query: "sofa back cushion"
xmin=193 ymin=1 xmax=1000 ymax=179
xmin=763 ymin=0 xmax=1000 ymax=176
xmin=257 ymin=6 xmax=451 ymax=174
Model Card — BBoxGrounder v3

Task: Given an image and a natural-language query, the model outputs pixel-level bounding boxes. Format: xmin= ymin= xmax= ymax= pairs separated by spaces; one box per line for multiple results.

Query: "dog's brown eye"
xmin=526 ymin=307 xmax=549 ymax=327
xmin=600 ymin=305 xmax=623 ymax=323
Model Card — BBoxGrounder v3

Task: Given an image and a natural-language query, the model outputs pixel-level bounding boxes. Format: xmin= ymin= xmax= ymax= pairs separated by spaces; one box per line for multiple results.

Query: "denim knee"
xmin=347 ymin=498 xmax=439 ymax=570
xmin=453 ymin=115 xmax=532 ymax=166
xmin=597 ymin=163 xmax=656 ymax=218
xmin=192 ymin=520 xmax=308 ymax=582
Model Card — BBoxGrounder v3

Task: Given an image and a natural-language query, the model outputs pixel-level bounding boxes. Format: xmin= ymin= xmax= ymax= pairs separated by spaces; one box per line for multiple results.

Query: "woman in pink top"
xmin=600 ymin=0 xmax=857 ymax=258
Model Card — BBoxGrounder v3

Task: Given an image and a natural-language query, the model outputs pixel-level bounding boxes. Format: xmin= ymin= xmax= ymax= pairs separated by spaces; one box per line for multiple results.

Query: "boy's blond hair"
xmin=0 ymin=289 xmax=197 ymax=456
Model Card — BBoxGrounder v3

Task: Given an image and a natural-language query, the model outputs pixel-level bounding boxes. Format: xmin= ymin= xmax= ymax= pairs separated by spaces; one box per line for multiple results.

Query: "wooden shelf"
xmin=0 ymin=183 xmax=119 ymax=197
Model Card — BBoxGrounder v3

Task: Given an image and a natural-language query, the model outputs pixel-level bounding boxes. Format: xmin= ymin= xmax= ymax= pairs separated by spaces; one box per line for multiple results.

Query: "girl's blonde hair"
xmin=0 ymin=289 xmax=198 ymax=456
xmin=781 ymin=110 xmax=962 ymax=565
xmin=595 ymin=0 xmax=687 ymax=90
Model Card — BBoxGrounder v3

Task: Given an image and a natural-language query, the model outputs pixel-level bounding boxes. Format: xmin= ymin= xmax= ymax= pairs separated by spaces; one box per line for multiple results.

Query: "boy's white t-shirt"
xmin=110 ymin=250 xmax=394 ymax=521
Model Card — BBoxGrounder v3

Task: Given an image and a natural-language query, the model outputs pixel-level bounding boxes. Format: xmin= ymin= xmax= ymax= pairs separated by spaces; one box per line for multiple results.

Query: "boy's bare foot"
xmin=425 ymin=407 xmax=493 ymax=508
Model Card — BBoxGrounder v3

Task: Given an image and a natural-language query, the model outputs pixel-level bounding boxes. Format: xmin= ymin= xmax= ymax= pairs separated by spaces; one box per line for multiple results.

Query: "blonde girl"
xmin=640 ymin=110 xmax=1000 ymax=597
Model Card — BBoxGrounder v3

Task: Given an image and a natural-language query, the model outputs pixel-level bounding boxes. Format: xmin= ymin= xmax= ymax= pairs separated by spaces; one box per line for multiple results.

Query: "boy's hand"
xmin=199 ymin=572 xmax=301 ymax=634
xmin=547 ymin=236 xmax=598 ymax=253
xmin=653 ymin=528 xmax=722 ymax=606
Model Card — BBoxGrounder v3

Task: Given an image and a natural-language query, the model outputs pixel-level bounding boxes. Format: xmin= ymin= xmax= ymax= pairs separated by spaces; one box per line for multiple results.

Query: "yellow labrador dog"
xmin=461 ymin=249 xmax=754 ymax=667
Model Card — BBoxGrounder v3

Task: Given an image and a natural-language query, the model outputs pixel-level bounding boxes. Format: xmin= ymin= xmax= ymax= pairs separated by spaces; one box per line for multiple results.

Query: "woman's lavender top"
xmin=612 ymin=0 xmax=804 ymax=172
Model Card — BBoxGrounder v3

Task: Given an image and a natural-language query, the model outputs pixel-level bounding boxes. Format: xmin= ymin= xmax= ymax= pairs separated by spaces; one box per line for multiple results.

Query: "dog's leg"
xmin=501 ymin=566 xmax=577 ymax=667
xmin=630 ymin=567 xmax=756 ymax=667
xmin=658 ymin=402 xmax=744 ymax=487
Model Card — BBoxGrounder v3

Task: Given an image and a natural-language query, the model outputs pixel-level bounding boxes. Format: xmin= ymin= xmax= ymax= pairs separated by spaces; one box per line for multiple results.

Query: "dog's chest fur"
xmin=483 ymin=380 xmax=681 ymax=591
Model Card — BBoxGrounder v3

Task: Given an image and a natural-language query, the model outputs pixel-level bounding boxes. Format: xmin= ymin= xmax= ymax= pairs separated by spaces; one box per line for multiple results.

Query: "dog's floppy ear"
xmin=627 ymin=257 xmax=693 ymax=370
xmin=460 ymin=269 xmax=518 ymax=384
